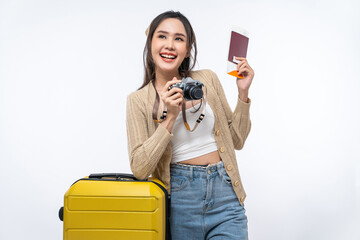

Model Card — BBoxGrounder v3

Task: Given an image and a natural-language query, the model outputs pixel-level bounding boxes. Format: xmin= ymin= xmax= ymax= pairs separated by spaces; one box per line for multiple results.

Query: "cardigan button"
xmin=215 ymin=130 xmax=220 ymax=136
xmin=226 ymin=165 xmax=233 ymax=171
xmin=234 ymin=180 xmax=240 ymax=187
xmin=219 ymin=147 xmax=225 ymax=153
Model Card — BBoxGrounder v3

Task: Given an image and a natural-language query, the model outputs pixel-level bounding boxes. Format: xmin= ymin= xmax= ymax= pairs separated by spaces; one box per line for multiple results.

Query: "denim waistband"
xmin=171 ymin=161 xmax=224 ymax=175
xmin=170 ymin=161 xmax=226 ymax=183
xmin=171 ymin=161 xmax=223 ymax=169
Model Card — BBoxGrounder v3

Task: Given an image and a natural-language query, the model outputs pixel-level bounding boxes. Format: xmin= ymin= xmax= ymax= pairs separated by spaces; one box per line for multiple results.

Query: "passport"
xmin=227 ymin=27 xmax=249 ymax=78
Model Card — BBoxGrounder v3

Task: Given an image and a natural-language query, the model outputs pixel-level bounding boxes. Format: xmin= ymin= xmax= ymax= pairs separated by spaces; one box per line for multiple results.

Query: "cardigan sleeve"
xmin=126 ymin=92 xmax=173 ymax=180
xmin=209 ymin=70 xmax=251 ymax=150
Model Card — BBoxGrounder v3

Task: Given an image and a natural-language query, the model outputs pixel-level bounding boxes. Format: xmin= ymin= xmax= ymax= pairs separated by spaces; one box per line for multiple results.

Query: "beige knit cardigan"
xmin=126 ymin=69 xmax=251 ymax=205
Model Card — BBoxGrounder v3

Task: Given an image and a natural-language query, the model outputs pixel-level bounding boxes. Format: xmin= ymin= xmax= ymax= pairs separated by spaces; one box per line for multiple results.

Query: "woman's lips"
xmin=160 ymin=52 xmax=177 ymax=62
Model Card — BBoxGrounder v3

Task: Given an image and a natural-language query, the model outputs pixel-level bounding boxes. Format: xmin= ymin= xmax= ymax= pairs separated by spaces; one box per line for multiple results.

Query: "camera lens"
xmin=178 ymin=78 xmax=204 ymax=101
xmin=184 ymin=85 xmax=202 ymax=100
xmin=189 ymin=87 xmax=203 ymax=100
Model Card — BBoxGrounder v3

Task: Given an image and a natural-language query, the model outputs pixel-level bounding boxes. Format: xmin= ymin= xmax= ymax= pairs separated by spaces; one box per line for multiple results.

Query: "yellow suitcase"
xmin=59 ymin=173 xmax=170 ymax=240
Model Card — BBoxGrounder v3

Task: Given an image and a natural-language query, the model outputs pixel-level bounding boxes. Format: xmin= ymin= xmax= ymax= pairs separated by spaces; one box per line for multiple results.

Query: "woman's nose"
xmin=165 ymin=38 xmax=175 ymax=50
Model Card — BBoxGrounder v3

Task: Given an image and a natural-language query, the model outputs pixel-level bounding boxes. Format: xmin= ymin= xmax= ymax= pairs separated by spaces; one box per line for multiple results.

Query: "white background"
xmin=1 ymin=0 xmax=359 ymax=239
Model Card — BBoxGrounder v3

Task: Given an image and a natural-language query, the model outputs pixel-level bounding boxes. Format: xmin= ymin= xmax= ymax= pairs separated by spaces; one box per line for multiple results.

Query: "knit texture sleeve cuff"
xmin=234 ymin=97 xmax=251 ymax=115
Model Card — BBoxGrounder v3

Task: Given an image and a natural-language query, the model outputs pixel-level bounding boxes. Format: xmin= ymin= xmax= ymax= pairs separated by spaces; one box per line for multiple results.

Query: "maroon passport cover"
xmin=228 ymin=31 xmax=249 ymax=64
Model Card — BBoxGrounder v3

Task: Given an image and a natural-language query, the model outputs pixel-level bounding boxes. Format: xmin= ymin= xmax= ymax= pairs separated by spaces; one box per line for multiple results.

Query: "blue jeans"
xmin=170 ymin=161 xmax=248 ymax=240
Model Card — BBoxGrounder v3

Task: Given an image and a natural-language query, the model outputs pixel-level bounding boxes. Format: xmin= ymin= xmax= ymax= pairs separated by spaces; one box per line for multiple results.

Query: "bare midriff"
xmin=178 ymin=150 xmax=221 ymax=165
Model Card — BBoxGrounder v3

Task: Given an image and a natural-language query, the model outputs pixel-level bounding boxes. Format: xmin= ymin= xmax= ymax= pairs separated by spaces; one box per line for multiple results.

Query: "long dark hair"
xmin=139 ymin=11 xmax=197 ymax=90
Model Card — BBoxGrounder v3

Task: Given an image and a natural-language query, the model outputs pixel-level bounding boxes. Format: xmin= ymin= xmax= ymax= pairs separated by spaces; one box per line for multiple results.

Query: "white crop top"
xmin=170 ymin=103 xmax=218 ymax=163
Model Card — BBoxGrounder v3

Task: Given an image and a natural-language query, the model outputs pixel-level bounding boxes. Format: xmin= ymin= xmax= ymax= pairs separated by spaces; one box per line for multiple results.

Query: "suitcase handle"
xmin=88 ymin=173 xmax=138 ymax=180
xmin=59 ymin=207 xmax=63 ymax=221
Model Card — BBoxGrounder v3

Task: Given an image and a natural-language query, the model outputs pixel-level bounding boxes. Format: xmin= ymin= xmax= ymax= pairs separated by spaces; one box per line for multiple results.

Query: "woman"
xmin=126 ymin=10 xmax=254 ymax=240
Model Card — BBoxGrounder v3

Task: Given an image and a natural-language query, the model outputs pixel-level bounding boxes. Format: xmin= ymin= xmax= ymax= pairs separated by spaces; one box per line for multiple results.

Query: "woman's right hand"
xmin=159 ymin=77 xmax=184 ymax=119
xmin=158 ymin=77 xmax=184 ymax=132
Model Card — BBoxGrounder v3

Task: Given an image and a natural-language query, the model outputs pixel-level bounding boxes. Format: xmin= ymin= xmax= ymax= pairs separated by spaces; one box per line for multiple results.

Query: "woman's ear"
xmin=186 ymin=47 xmax=192 ymax=58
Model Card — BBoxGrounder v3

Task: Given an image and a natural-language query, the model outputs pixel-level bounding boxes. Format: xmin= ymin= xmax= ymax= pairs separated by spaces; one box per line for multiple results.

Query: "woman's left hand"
xmin=235 ymin=57 xmax=254 ymax=102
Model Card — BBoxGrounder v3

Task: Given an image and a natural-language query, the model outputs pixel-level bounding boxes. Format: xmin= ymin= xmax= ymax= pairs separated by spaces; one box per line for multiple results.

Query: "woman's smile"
xmin=160 ymin=52 xmax=178 ymax=62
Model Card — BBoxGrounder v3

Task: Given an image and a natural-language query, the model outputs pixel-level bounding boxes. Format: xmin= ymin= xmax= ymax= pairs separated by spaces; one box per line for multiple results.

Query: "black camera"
xmin=169 ymin=77 xmax=204 ymax=101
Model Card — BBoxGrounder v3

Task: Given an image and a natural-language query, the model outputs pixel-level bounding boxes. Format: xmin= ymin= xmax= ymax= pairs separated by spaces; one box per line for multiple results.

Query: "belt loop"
xmin=218 ymin=166 xmax=223 ymax=179
xmin=190 ymin=166 xmax=194 ymax=182
xmin=218 ymin=161 xmax=222 ymax=171
xmin=217 ymin=161 xmax=223 ymax=178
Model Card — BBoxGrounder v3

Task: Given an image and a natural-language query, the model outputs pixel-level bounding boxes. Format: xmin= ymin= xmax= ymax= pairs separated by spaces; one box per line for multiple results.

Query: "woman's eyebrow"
xmin=156 ymin=30 xmax=186 ymax=38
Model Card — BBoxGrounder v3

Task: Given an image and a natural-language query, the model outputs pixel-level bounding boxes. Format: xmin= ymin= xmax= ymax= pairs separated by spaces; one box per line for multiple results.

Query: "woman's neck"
xmin=154 ymin=70 xmax=181 ymax=90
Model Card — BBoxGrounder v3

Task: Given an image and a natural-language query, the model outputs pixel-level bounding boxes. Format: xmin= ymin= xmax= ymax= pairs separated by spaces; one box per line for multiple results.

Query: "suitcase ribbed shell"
xmin=62 ymin=176 xmax=168 ymax=240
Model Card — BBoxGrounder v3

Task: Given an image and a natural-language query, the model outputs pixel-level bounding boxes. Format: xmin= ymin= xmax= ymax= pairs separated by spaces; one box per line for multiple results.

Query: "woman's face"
xmin=151 ymin=18 xmax=189 ymax=77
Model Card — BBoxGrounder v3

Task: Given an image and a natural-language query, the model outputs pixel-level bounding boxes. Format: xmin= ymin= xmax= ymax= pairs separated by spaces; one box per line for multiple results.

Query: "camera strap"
xmin=181 ymin=87 xmax=207 ymax=132
xmin=152 ymin=81 xmax=168 ymax=123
